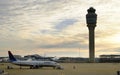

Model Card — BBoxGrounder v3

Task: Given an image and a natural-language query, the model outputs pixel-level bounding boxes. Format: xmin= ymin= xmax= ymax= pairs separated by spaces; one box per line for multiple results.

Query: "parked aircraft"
xmin=8 ymin=51 xmax=63 ymax=69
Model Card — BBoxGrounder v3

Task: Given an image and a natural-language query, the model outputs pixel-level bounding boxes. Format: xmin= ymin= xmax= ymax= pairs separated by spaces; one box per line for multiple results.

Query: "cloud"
xmin=0 ymin=0 xmax=120 ymax=57
xmin=38 ymin=40 xmax=87 ymax=49
xmin=54 ymin=19 xmax=78 ymax=31
xmin=97 ymin=47 xmax=120 ymax=53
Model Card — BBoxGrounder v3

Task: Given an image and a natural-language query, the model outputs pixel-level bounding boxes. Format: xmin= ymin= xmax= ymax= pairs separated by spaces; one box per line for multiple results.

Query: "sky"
xmin=0 ymin=0 xmax=120 ymax=57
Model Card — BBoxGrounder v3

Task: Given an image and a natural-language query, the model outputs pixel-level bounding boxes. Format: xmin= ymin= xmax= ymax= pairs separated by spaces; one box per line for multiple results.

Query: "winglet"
xmin=8 ymin=51 xmax=17 ymax=62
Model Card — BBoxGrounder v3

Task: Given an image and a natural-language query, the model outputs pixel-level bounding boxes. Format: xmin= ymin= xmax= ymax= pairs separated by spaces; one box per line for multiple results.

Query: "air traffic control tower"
xmin=86 ymin=7 xmax=97 ymax=63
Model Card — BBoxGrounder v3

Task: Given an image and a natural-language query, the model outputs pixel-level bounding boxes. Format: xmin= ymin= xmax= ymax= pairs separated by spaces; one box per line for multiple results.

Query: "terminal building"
xmin=99 ymin=55 xmax=120 ymax=63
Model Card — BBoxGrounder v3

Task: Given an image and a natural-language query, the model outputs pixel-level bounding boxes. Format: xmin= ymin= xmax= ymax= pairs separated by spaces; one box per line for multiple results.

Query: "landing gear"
xmin=55 ymin=66 xmax=64 ymax=70
xmin=30 ymin=65 xmax=39 ymax=69
xmin=30 ymin=66 xmax=33 ymax=69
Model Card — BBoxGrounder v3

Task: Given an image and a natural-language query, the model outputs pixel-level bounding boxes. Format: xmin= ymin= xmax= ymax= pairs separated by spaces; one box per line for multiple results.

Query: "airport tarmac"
xmin=0 ymin=63 xmax=120 ymax=75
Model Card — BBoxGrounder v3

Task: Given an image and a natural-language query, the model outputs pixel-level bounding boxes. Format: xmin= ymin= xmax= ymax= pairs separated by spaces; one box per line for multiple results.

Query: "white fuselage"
xmin=12 ymin=60 xmax=59 ymax=68
xmin=8 ymin=51 xmax=62 ymax=69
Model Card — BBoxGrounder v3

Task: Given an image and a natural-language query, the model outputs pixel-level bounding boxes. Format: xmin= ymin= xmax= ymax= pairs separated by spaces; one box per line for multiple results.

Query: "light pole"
xmin=86 ymin=7 xmax=97 ymax=63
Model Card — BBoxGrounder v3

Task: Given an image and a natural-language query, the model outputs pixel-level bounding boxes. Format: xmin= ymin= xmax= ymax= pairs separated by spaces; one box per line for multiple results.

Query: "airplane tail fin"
xmin=8 ymin=51 xmax=17 ymax=62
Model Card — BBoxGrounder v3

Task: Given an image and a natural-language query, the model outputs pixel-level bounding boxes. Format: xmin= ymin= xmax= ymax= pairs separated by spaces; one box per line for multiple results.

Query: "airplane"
xmin=8 ymin=51 xmax=63 ymax=69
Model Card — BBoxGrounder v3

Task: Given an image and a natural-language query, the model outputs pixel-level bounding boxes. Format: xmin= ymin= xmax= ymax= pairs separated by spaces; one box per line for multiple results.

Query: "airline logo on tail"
xmin=8 ymin=51 xmax=17 ymax=62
